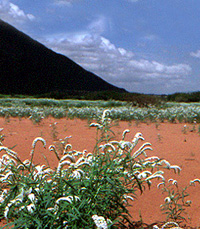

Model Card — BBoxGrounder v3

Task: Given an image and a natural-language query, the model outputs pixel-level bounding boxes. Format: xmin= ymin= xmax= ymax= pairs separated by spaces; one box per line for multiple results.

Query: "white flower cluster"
xmin=4 ymin=187 xmax=37 ymax=218
xmin=92 ymin=215 xmax=112 ymax=229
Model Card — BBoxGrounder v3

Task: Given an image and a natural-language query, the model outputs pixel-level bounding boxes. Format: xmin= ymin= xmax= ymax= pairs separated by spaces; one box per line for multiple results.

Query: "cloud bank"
xmin=0 ymin=0 xmax=35 ymax=25
xmin=43 ymin=31 xmax=191 ymax=93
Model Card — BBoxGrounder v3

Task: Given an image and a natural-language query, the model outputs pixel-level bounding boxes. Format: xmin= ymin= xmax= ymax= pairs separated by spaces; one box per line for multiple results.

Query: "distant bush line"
xmin=0 ymin=90 xmax=165 ymax=107
xmin=167 ymin=91 xmax=200 ymax=103
xmin=1 ymin=90 xmax=200 ymax=106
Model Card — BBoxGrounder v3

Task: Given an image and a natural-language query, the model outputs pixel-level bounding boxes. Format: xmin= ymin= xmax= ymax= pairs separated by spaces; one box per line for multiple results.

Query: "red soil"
xmin=0 ymin=117 xmax=200 ymax=228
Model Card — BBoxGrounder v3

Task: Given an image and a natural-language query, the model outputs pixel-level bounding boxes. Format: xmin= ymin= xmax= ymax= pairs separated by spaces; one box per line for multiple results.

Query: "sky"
xmin=1 ymin=0 xmax=200 ymax=94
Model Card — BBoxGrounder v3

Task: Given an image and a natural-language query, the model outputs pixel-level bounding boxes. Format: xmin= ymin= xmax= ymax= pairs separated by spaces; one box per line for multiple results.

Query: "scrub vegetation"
xmin=0 ymin=98 xmax=200 ymax=124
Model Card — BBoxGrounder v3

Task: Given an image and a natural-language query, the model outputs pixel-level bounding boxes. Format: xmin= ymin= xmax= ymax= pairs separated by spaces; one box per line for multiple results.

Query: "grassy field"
xmin=0 ymin=98 xmax=200 ymax=124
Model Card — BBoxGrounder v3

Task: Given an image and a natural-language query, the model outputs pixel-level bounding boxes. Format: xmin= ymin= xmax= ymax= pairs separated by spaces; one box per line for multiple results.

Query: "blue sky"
xmin=1 ymin=0 xmax=200 ymax=94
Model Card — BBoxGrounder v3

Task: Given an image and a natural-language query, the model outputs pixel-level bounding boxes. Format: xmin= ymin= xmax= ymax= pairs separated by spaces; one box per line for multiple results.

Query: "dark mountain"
xmin=0 ymin=20 xmax=125 ymax=95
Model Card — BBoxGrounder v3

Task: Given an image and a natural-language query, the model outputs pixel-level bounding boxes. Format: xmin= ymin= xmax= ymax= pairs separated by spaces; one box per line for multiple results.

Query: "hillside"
xmin=0 ymin=20 xmax=125 ymax=95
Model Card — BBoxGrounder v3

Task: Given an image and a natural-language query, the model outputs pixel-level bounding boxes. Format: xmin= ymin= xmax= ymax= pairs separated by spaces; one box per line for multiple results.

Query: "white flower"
xmin=137 ymin=171 xmax=152 ymax=179
xmin=190 ymin=178 xmax=200 ymax=186
xmin=144 ymin=156 xmax=159 ymax=161
xmin=0 ymin=147 xmax=18 ymax=159
xmin=0 ymin=189 xmax=7 ymax=203
xmin=70 ymin=169 xmax=85 ymax=179
xmin=28 ymin=193 xmax=36 ymax=203
xmin=0 ymin=147 xmax=17 ymax=155
xmin=89 ymin=123 xmax=102 ymax=129
xmin=4 ymin=197 xmax=23 ymax=218
xmin=76 ymin=161 xmax=90 ymax=168
xmin=153 ymin=225 xmax=159 ymax=229
xmin=168 ymin=179 xmax=178 ymax=186
xmin=157 ymin=182 xmax=165 ymax=189
xmin=132 ymin=163 xmax=142 ymax=169
xmin=57 ymin=160 xmax=71 ymax=173
xmin=132 ymin=142 xmax=152 ymax=158
xmin=120 ymin=141 xmax=132 ymax=149
xmin=64 ymin=144 xmax=72 ymax=152
xmin=32 ymin=137 xmax=46 ymax=149
xmin=92 ymin=215 xmax=109 ymax=229
xmin=0 ymin=171 xmax=14 ymax=182
xmin=101 ymin=110 xmax=110 ymax=122
xmin=145 ymin=171 xmax=165 ymax=182
xmin=27 ymin=203 xmax=36 ymax=213
xmin=170 ymin=165 xmax=181 ymax=173
xmin=185 ymin=200 xmax=192 ymax=206
xmin=60 ymin=154 xmax=75 ymax=163
xmin=122 ymin=129 xmax=130 ymax=140
xmin=4 ymin=206 xmax=9 ymax=218
xmin=153 ymin=226 xmax=159 ymax=229
xmin=164 ymin=197 xmax=171 ymax=203
xmin=56 ymin=196 xmax=80 ymax=205
xmin=123 ymin=194 xmax=134 ymax=202
xmin=100 ymin=143 xmax=116 ymax=152
xmin=132 ymin=132 xmax=144 ymax=145
xmin=161 ymin=221 xmax=179 ymax=228
xmin=160 ymin=159 xmax=171 ymax=169
xmin=0 ymin=196 xmax=4 ymax=203
xmin=47 ymin=207 xmax=55 ymax=212
xmin=23 ymin=159 xmax=31 ymax=165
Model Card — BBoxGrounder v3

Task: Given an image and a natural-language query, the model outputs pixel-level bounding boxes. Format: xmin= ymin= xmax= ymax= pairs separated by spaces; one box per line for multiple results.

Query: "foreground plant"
xmin=156 ymin=178 xmax=200 ymax=228
xmin=158 ymin=179 xmax=191 ymax=223
xmin=0 ymin=110 xmax=181 ymax=228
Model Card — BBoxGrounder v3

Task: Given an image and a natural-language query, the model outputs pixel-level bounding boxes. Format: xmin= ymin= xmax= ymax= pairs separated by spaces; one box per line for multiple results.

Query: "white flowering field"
xmin=0 ymin=98 xmax=200 ymax=123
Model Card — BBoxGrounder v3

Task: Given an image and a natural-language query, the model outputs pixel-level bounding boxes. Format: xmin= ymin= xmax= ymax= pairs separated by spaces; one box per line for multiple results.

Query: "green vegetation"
xmin=159 ymin=179 xmax=191 ymax=222
xmin=0 ymin=91 xmax=163 ymax=107
xmin=167 ymin=91 xmax=200 ymax=103
xmin=0 ymin=97 xmax=128 ymax=108
xmin=1 ymin=98 xmax=200 ymax=124
xmin=4 ymin=89 xmax=200 ymax=104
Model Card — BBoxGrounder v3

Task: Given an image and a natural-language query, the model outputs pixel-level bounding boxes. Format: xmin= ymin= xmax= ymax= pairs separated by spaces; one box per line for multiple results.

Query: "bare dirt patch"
xmin=0 ymin=117 xmax=200 ymax=228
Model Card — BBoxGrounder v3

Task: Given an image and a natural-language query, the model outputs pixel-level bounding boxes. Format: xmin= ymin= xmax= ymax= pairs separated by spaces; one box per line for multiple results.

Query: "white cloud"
xmin=127 ymin=0 xmax=139 ymax=2
xmin=128 ymin=60 xmax=191 ymax=77
xmin=190 ymin=50 xmax=200 ymax=58
xmin=143 ymin=34 xmax=159 ymax=41
xmin=0 ymin=0 xmax=35 ymax=24
xmin=42 ymin=32 xmax=191 ymax=93
xmin=88 ymin=16 xmax=107 ymax=35
xmin=54 ymin=0 xmax=77 ymax=6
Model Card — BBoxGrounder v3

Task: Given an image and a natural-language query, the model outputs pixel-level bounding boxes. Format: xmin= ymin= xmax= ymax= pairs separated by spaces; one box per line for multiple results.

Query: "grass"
xmin=0 ymin=98 xmax=129 ymax=108
xmin=1 ymin=98 xmax=200 ymax=124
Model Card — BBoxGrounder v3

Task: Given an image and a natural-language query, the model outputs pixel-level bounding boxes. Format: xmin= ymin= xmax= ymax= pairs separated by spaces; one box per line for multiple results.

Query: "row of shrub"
xmin=4 ymin=89 xmax=200 ymax=104
xmin=1 ymin=96 xmax=200 ymax=124
xmin=0 ymin=91 xmax=164 ymax=108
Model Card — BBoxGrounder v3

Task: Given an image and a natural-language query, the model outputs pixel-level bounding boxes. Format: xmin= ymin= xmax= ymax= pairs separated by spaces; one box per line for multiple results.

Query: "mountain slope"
xmin=0 ymin=20 xmax=125 ymax=95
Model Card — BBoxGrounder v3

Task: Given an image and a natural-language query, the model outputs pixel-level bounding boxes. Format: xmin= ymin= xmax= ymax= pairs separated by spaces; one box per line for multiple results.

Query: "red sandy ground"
xmin=0 ymin=117 xmax=200 ymax=228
